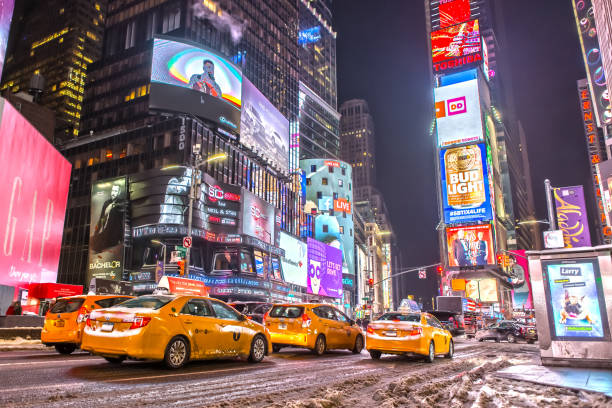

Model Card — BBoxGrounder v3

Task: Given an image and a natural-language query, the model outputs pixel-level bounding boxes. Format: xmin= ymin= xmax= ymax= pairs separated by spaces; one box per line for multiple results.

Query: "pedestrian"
xmin=5 ymin=300 xmax=21 ymax=315
xmin=356 ymin=318 xmax=362 ymax=327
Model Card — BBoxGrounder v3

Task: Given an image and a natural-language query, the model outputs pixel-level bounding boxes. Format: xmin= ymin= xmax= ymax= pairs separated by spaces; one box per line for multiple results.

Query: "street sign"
xmin=362 ymin=297 xmax=369 ymax=301
xmin=418 ymin=269 xmax=426 ymax=279
xmin=543 ymin=230 xmax=564 ymax=249
xmin=183 ymin=236 xmax=192 ymax=248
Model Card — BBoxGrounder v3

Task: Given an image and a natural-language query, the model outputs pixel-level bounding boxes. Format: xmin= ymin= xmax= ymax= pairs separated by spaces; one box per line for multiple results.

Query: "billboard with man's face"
xmin=434 ymin=79 xmax=483 ymax=148
xmin=88 ymin=177 xmax=128 ymax=283
xmin=150 ymin=36 xmax=243 ymax=133
xmin=446 ymin=224 xmax=494 ymax=267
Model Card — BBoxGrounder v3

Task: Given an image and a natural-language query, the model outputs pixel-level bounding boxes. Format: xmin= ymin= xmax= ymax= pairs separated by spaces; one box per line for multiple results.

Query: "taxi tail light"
xmin=408 ymin=327 xmax=422 ymax=336
xmin=366 ymin=326 xmax=374 ymax=334
xmin=130 ymin=317 xmax=151 ymax=330
xmin=85 ymin=317 xmax=93 ymax=328
xmin=77 ymin=307 xmax=89 ymax=323
xmin=301 ymin=313 xmax=311 ymax=328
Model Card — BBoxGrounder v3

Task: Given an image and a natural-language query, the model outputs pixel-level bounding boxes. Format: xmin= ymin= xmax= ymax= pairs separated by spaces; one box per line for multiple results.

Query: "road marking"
xmin=0 ymin=358 xmax=94 ymax=367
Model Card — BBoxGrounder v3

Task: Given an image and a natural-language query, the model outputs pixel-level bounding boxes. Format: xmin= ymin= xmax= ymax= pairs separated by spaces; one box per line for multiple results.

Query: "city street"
xmin=0 ymin=340 xmax=608 ymax=407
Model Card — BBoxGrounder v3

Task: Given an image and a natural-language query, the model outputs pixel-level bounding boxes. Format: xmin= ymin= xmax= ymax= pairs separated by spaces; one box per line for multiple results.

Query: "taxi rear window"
xmin=378 ymin=313 xmax=420 ymax=322
xmin=50 ymin=298 xmax=85 ymax=313
xmin=269 ymin=306 xmax=304 ymax=318
xmin=94 ymin=297 xmax=132 ymax=309
xmin=112 ymin=296 xmax=173 ymax=310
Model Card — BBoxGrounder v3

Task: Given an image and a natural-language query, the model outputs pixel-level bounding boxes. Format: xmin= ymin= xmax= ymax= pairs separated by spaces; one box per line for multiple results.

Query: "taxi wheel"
xmin=425 ymin=342 xmax=435 ymax=364
xmin=369 ymin=350 xmax=381 ymax=360
xmin=352 ymin=335 xmax=364 ymax=354
xmin=164 ymin=336 xmax=190 ymax=369
xmin=507 ymin=334 xmax=516 ymax=343
xmin=313 ymin=335 xmax=326 ymax=356
xmin=248 ymin=335 xmax=267 ymax=363
xmin=104 ymin=356 xmax=125 ymax=364
xmin=445 ymin=340 xmax=454 ymax=359
xmin=55 ymin=344 xmax=76 ymax=355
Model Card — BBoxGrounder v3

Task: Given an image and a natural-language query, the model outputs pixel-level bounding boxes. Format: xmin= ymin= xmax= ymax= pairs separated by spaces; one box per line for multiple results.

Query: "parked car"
xmin=476 ymin=320 xmax=537 ymax=343
xmin=426 ymin=310 xmax=465 ymax=336
xmin=82 ymin=295 xmax=272 ymax=368
xmin=229 ymin=302 xmax=272 ymax=324
xmin=366 ymin=312 xmax=453 ymax=363
xmin=264 ymin=303 xmax=363 ymax=355
xmin=41 ymin=294 xmax=134 ymax=354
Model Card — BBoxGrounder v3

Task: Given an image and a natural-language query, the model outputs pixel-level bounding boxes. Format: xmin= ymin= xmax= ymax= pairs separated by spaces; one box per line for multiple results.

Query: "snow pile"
xmin=0 ymin=336 xmax=40 ymax=345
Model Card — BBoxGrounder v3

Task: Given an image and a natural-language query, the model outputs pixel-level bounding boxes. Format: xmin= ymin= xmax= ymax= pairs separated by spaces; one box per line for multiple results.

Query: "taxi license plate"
xmin=278 ymin=323 xmax=287 ymax=330
xmin=55 ymin=320 xmax=65 ymax=327
xmin=384 ymin=330 xmax=397 ymax=337
xmin=101 ymin=323 xmax=114 ymax=332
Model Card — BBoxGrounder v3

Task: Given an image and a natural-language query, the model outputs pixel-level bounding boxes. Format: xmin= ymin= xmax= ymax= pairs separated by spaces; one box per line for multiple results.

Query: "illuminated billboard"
xmin=241 ymin=189 xmax=276 ymax=245
xmin=439 ymin=0 xmax=471 ymax=28
xmin=465 ymin=279 xmax=498 ymax=302
xmin=279 ymin=232 xmax=307 ymax=287
xmin=0 ymin=98 xmax=72 ymax=288
xmin=431 ymin=19 xmax=481 ymax=64
xmin=307 ymin=238 xmax=342 ymax=298
xmin=240 ymin=78 xmax=289 ymax=175
xmin=508 ymin=250 xmax=533 ymax=310
xmin=440 ymin=143 xmax=492 ymax=223
xmin=434 ymin=78 xmax=483 ymax=147
xmin=446 ymin=224 xmax=495 ymax=267
xmin=553 ymin=186 xmax=591 ymax=248
xmin=150 ymin=37 xmax=242 ymax=132
xmin=0 ymin=0 xmax=14 ymax=79
xmin=542 ymin=258 xmax=610 ymax=340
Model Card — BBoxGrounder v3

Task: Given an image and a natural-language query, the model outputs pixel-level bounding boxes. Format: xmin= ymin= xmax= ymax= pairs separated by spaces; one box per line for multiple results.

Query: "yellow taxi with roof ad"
xmin=366 ymin=312 xmax=453 ymax=362
xmin=81 ymin=294 xmax=272 ymax=368
xmin=264 ymin=303 xmax=364 ymax=355
xmin=41 ymin=294 xmax=134 ymax=354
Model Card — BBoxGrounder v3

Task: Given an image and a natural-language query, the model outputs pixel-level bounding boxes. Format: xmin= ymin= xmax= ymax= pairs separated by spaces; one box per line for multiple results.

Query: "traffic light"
xmin=178 ymin=260 xmax=185 ymax=276
xmin=368 ymin=278 xmax=374 ymax=286
xmin=436 ymin=265 xmax=444 ymax=275
xmin=497 ymin=254 xmax=504 ymax=265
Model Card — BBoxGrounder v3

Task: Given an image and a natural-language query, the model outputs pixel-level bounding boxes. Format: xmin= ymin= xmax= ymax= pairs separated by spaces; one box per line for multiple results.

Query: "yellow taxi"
xmin=42 ymin=294 xmax=134 ymax=354
xmin=264 ymin=303 xmax=364 ymax=355
xmin=81 ymin=294 xmax=272 ymax=368
xmin=366 ymin=311 xmax=453 ymax=362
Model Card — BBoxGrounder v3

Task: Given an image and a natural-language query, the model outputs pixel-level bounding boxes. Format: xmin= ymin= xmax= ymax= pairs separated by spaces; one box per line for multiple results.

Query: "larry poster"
xmin=87 ymin=177 xmax=128 ymax=283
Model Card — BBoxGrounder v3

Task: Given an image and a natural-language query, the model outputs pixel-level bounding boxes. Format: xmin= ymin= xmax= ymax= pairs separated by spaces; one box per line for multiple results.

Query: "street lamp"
xmin=517 ymin=219 xmax=550 ymax=226
xmin=151 ymin=239 xmax=166 ymax=280
xmin=184 ymin=151 xmax=228 ymax=276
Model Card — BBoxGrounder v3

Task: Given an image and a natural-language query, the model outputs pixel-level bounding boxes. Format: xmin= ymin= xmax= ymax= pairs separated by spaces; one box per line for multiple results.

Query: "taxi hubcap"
xmin=317 ymin=338 xmax=324 ymax=353
xmin=356 ymin=337 xmax=363 ymax=350
xmin=429 ymin=344 xmax=434 ymax=360
xmin=253 ymin=338 xmax=265 ymax=360
xmin=169 ymin=340 xmax=186 ymax=366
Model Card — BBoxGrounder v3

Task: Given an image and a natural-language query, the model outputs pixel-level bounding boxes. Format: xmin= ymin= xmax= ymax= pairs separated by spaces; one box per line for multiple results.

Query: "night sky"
xmin=333 ymin=0 xmax=593 ymax=286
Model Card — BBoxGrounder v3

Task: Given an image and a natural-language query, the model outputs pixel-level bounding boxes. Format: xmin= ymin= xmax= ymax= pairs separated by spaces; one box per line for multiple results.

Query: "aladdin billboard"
xmin=307 ymin=238 xmax=342 ymax=298
xmin=446 ymin=224 xmax=495 ymax=267
xmin=149 ymin=36 xmax=242 ymax=133
xmin=0 ymin=98 xmax=71 ymax=288
xmin=434 ymin=78 xmax=484 ymax=147
xmin=440 ymin=143 xmax=492 ymax=224
xmin=554 ymin=186 xmax=591 ymax=248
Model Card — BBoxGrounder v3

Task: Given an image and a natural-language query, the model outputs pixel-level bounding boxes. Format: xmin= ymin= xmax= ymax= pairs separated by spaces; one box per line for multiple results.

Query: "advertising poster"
xmin=446 ymin=224 xmax=494 ymax=267
xmin=0 ymin=0 xmax=14 ymax=79
xmin=150 ymin=37 xmax=242 ymax=132
xmin=431 ymin=19 xmax=481 ymax=64
xmin=0 ymin=99 xmax=71 ymax=288
xmin=554 ymin=186 xmax=592 ymax=248
xmin=434 ymin=78 xmax=484 ymax=147
xmin=440 ymin=143 xmax=492 ymax=224
xmin=438 ymin=0 xmax=471 ymax=29
xmin=306 ymin=238 xmax=342 ymax=298
xmin=597 ymin=159 xmax=612 ymax=227
xmin=465 ymin=279 xmax=498 ymax=302
xmin=240 ymin=78 xmax=290 ymax=174
xmin=88 ymin=177 xmax=128 ymax=283
xmin=542 ymin=258 xmax=610 ymax=340
xmin=241 ymin=189 xmax=275 ymax=245
xmin=508 ymin=250 xmax=533 ymax=310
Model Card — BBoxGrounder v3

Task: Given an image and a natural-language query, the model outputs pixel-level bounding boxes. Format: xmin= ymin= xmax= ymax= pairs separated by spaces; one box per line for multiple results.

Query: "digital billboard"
xmin=150 ymin=37 xmax=242 ymax=132
xmin=554 ymin=186 xmax=592 ymax=248
xmin=0 ymin=0 xmax=14 ymax=79
xmin=241 ymin=189 xmax=276 ymax=245
xmin=434 ymin=78 xmax=483 ymax=147
xmin=446 ymin=224 xmax=494 ymax=267
xmin=439 ymin=0 xmax=471 ymax=28
xmin=440 ymin=143 xmax=492 ymax=224
xmin=465 ymin=279 xmax=498 ymax=303
xmin=88 ymin=177 xmax=128 ymax=283
xmin=240 ymin=77 xmax=290 ymax=175
xmin=508 ymin=250 xmax=533 ymax=310
xmin=597 ymin=159 xmax=612 ymax=228
xmin=279 ymin=232 xmax=307 ymax=287
xmin=307 ymin=238 xmax=342 ymax=298
xmin=0 ymin=98 xmax=71 ymax=288
xmin=542 ymin=258 xmax=610 ymax=340
xmin=431 ymin=19 xmax=481 ymax=64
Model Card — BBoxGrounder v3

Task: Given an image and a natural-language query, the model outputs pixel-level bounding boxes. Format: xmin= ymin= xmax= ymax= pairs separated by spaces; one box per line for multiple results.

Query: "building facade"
xmin=593 ymin=0 xmax=612 ymax=131
xmin=298 ymin=81 xmax=340 ymax=159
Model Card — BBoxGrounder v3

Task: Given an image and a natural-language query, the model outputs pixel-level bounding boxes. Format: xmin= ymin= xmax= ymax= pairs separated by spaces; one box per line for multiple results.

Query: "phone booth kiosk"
xmin=527 ymin=245 xmax=612 ymax=368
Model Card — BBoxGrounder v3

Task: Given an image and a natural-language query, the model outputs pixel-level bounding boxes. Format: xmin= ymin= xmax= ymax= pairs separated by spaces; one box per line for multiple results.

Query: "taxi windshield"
xmin=111 ymin=296 xmax=173 ymax=310
xmin=378 ymin=313 xmax=420 ymax=322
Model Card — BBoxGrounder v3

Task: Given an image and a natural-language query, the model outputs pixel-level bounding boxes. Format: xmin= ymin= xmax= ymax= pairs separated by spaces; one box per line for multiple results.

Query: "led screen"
xmin=440 ymin=143 xmax=492 ymax=223
xmin=434 ymin=78 xmax=483 ymax=147
xmin=431 ymin=19 xmax=481 ymax=64
xmin=241 ymin=189 xmax=276 ymax=245
xmin=508 ymin=250 xmax=533 ymax=310
xmin=0 ymin=99 xmax=72 ymax=287
xmin=150 ymin=37 xmax=242 ymax=132
xmin=240 ymin=78 xmax=289 ymax=175
xmin=439 ymin=0 xmax=471 ymax=28
xmin=279 ymin=232 xmax=307 ymax=287
xmin=0 ymin=0 xmax=14 ymax=79
xmin=465 ymin=279 xmax=498 ymax=302
xmin=307 ymin=238 xmax=342 ymax=298
xmin=446 ymin=224 xmax=494 ymax=267
xmin=542 ymin=258 xmax=610 ymax=340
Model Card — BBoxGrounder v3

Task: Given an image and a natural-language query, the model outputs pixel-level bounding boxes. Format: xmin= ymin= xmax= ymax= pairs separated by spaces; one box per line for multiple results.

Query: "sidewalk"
xmin=495 ymin=364 xmax=612 ymax=397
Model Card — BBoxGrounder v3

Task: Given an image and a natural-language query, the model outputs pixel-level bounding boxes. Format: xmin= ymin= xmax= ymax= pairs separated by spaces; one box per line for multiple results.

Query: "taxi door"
xmin=427 ymin=316 xmax=448 ymax=354
xmin=177 ymin=298 xmax=218 ymax=358
xmin=333 ymin=309 xmax=356 ymax=348
xmin=312 ymin=306 xmax=339 ymax=347
xmin=209 ymin=300 xmax=248 ymax=356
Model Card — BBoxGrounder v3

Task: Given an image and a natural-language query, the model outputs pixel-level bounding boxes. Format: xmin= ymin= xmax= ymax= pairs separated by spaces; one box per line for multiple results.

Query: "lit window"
xmin=322 ymin=178 xmax=328 ymax=185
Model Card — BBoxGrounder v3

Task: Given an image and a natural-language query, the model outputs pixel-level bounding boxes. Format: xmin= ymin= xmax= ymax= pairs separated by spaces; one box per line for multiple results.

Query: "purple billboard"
xmin=554 ymin=186 xmax=592 ymax=248
xmin=306 ymin=238 xmax=342 ymax=298
xmin=0 ymin=0 xmax=15 ymax=79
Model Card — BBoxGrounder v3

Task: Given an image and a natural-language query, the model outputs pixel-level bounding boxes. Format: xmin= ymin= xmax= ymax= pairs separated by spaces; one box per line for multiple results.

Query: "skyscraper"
xmin=593 ymin=0 xmax=612 ymax=110
xmin=1 ymin=0 xmax=106 ymax=142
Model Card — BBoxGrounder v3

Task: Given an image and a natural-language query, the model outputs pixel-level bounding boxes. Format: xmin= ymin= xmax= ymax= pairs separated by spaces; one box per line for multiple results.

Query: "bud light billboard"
xmin=440 ymin=143 xmax=492 ymax=224
xmin=306 ymin=238 xmax=342 ymax=298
